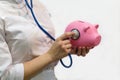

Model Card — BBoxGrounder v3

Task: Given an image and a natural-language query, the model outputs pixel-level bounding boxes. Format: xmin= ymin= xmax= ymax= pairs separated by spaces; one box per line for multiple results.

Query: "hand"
xmin=47 ymin=32 xmax=75 ymax=61
xmin=71 ymin=47 xmax=90 ymax=57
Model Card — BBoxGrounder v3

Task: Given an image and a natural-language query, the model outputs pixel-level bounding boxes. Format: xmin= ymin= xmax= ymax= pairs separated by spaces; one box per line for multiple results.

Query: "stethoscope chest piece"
xmin=71 ymin=29 xmax=80 ymax=40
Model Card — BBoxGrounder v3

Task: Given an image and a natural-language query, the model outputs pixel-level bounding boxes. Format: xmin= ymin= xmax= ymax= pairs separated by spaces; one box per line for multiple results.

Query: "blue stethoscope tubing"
xmin=24 ymin=0 xmax=73 ymax=68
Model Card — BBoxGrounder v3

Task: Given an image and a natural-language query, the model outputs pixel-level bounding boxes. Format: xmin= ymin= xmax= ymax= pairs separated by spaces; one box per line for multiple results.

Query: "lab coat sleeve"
xmin=0 ymin=18 xmax=24 ymax=80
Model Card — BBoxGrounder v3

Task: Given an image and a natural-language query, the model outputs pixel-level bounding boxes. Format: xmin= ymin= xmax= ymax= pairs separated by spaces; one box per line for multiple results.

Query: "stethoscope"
xmin=24 ymin=0 xmax=73 ymax=68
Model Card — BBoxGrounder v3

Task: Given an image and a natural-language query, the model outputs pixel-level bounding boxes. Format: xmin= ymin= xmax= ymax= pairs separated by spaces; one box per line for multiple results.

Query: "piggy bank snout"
xmin=93 ymin=35 xmax=101 ymax=46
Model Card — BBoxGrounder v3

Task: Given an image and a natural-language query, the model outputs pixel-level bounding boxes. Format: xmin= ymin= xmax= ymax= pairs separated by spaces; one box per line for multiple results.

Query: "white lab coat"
xmin=0 ymin=0 xmax=57 ymax=80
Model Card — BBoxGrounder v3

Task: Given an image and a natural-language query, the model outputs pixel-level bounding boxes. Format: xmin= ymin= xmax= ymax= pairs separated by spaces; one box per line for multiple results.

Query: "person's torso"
xmin=0 ymin=0 xmax=57 ymax=80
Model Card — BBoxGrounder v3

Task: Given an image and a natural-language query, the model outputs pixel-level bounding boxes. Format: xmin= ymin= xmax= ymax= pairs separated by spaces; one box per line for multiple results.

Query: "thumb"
xmin=59 ymin=32 xmax=75 ymax=40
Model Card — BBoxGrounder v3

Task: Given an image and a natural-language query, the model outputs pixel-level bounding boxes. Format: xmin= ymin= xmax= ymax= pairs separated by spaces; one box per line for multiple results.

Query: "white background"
xmin=40 ymin=0 xmax=120 ymax=80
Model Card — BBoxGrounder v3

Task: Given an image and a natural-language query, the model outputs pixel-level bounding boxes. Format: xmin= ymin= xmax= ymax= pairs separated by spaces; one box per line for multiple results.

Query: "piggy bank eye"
xmin=71 ymin=29 xmax=80 ymax=40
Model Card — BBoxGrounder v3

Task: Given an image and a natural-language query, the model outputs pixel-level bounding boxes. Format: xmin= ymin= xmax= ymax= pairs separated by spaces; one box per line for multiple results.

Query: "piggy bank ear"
xmin=84 ymin=27 xmax=90 ymax=32
xmin=95 ymin=24 xmax=99 ymax=29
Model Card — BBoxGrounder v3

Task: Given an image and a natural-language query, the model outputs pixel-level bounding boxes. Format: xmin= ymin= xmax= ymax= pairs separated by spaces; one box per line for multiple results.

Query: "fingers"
xmin=57 ymin=33 xmax=73 ymax=53
xmin=77 ymin=47 xmax=90 ymax=57
xmin=61 ymin=40 xmax=72 ymax=53
xmin=56 ymin=32 xmax=91 ymax=57
xmin=62 ymin=40 xmax=71 ymax=45
xmin=86 ymin=47 xmax=90 ymax=53
xmin=58 ymin=32 xmax=75 ymax=40
xmin=48 ymin=32 xmax=73 ymax=61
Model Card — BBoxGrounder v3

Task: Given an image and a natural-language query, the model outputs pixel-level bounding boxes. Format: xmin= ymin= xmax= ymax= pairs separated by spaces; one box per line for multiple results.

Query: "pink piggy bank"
xmin=65 ymin=20 xmax=101 ymax=48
